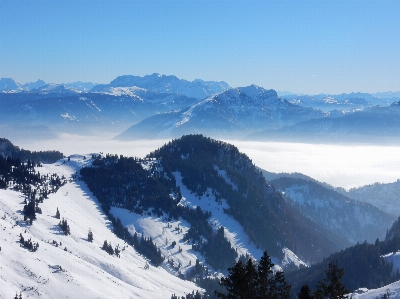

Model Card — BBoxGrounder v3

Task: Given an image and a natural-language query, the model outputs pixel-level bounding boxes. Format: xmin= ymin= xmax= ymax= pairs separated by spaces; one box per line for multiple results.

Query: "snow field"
xmin=0 ymin=156 xmax=201 ymax=299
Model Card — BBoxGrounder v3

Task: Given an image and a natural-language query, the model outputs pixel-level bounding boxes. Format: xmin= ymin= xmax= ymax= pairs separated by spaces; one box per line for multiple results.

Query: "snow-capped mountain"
xmin=281 ymin=92 xmax=395 ymax=112
xmin=247 ymin=101 xmax=400 ymax=143
xmin=114 ymin=85 xmax=327 ymax=140
xmin=0 ymin=88 xmax=198 ymax=140
xmin=269 ymin=177 xmax=396 ymax=244
xmin=64 ymin=81 xmax=97 ymax=92
xmin=91 ymin=73 xmax=230 ymax=99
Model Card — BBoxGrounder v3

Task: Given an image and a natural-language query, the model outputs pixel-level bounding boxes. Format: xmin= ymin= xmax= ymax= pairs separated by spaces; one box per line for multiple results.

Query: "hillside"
xmin=269 ymin=177 xmax=396 ymax=244
xmin=341 ymin=181 xmax=400 ymax=217
xmin=0 ymin=154 xmax=201 ymax=299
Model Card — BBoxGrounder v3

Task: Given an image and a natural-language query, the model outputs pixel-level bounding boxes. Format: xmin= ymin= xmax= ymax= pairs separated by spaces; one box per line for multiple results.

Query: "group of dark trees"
xmin=215 ymin=251 xmax=291 ymax=299
xmin=175 ymin=251 xmax=349 ymax=299
xmin=286 ymin=236 xmax=400 ymax=297
xmin=0 ymin=138 xmax=63 ymax=164
xmin=0 ymin=154 xmax=67 ymax=226
xmin=19 ymin=233 xmax=39 ymax=252
xmin=102 ymin=240 xmax=120 ymax=257
xmin=58 ymin=218 xmax=71 ymax=235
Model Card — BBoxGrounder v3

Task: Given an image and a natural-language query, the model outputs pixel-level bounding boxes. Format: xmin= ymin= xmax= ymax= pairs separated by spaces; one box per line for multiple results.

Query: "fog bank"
xmin=15 ymin=134 xmax=400 ymax=190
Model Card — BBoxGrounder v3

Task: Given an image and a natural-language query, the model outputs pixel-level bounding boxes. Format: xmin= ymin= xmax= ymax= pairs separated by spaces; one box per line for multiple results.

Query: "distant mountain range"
xmin=1 ymin=74 xmax=400 ymax=144
xmin=114 ymin=85 xmax=326 ymax=140
xmin=247 ymin=101 xmax=400 ymax=143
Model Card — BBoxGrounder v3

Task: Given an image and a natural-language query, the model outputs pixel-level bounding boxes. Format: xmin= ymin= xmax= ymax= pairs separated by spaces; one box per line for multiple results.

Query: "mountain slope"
xmin=339 ymin=181 xmax=400 ymax=217
xmin=0 ymin=155 xmax=201 ymax=298
xmin=269 ymin=177 xmax=396 ymax=244
xmin=115 ymin=85 xmax=326 ymax=140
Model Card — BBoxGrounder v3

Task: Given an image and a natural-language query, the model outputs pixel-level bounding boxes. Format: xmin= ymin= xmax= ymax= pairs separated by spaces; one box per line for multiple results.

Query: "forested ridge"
xmin=80 ymin=153 xmax=237 ymax=270
xmin=148 ymin=134 xmax=347 ymax=262
xmin=0 ymin=138 xmax=63 ymax=163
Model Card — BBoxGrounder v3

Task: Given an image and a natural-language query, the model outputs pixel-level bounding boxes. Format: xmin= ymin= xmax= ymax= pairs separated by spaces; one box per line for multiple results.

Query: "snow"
xmin=0 ymin=156 xmax=201 ymax=299
xmin=351 ymin=281 xmax=400 ymax=299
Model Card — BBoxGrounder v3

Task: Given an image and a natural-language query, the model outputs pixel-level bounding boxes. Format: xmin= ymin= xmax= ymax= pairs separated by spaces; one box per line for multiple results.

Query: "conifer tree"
xmin=56 ymin=207 xmax=60 ymax=219
xmin=88 ymin=229 xmax=93 ymax=242
xmin=298 ymin=284 xmax=314 ymax=299
xmin=216 ymin=251 xmax=290 ymax=299
xmin=314 ymin=262 xmax=349 ymax=299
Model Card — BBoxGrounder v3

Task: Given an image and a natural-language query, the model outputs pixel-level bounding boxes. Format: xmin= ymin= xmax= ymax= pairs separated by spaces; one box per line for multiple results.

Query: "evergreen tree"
xmin=298 ymin=284 xmax=314 ymax=299
xmin=56 ymin=207 xmax=60 ymax=219
xmin=314 ymin=262 xmax=348 ymax=299
xmin=102 ymin=240 xmax=108 ymax=250
xmin=216 ymin=251 xmax=290 ymax=299
xmin=88 ymin=229 xmax=93 ymax=242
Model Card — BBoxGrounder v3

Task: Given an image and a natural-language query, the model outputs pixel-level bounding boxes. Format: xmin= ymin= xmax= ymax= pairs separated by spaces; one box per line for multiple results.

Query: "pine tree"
xmin=216 ymin=251 xmax=290 ymax=299
xmin=102 ymin=240 xmax=108 ymax=250
xmin=88 ymin=229 xmax=93 ymax=242
xmin=298 ymin=284 xmax=314 ymax=299
xmin=314 ymin=262 xmax=349 ymax=299
xmin=56 ymin=207 xmax=60 ymax=219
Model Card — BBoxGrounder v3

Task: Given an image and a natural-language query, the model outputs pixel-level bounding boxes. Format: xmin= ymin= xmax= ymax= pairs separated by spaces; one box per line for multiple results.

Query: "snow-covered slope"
xmin=0 ymin=156 xmax=201 ymax=298
xmin=350 ymin=252 xmax=400 ymax=299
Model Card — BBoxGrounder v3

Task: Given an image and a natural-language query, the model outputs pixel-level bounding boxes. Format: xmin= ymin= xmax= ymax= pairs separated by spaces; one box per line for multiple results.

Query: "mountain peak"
xmin=104 ymin=74 xmax=230 ymax=99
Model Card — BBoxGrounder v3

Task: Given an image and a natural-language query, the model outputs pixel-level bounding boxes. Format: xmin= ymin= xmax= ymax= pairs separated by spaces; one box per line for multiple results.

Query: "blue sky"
xmin=1 ymin=0 xmax=399 ymax=94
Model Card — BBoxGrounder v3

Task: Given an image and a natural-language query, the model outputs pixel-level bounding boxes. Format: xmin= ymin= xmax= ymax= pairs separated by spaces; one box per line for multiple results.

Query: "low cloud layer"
xmin=16 ymin=135 xmax=400 ymax=189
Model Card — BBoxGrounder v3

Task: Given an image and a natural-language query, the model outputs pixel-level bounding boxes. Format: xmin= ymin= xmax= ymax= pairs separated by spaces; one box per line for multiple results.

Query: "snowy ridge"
xmin=0 ymin=156 xmax=200 ymax=298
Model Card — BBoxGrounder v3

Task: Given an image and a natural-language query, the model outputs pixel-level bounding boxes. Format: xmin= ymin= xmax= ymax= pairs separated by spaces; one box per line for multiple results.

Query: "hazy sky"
xmin=1 ymin=0 xmax=399 ymax=94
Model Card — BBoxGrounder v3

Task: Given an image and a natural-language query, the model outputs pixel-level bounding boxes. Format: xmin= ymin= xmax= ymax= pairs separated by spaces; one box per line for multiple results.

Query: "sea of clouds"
xmin=16 ymin=134 xmax=400 ymax=190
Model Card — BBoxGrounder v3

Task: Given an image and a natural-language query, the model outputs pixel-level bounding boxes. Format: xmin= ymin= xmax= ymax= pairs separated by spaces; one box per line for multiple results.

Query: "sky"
xmin=1 ymin=0 xmax=399 ymax=94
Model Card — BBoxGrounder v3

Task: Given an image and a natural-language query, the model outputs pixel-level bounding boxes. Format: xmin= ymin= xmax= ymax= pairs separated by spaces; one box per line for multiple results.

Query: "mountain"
xmin=21 ymin=79 xmax=47 ymax=90
xmin=0 ymin=77 xmax=20 ymax=91
xmin=64 ymin=81 xmax=97 ymax=92
xmin=281 ymin=92 xmax=393 ymax=112
xmin=87 ymin=135 xmax=352 ymax=263
xmin=336 ymin=181 xmax=400 ymax=217
xmin=91 ymin=73 xmax=230 ymax=99
xmin=269 ymin=177 xmax=396 ymax=244
xmin=0 ymin=154 xmax=201 ymax=298
xmin=247 ymin=101 xmax=400 ymax=144
xmin=114 ymin=85 xmax=327 ymax=140
xmin=0 ymin=88 xmax=198 ymax=140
